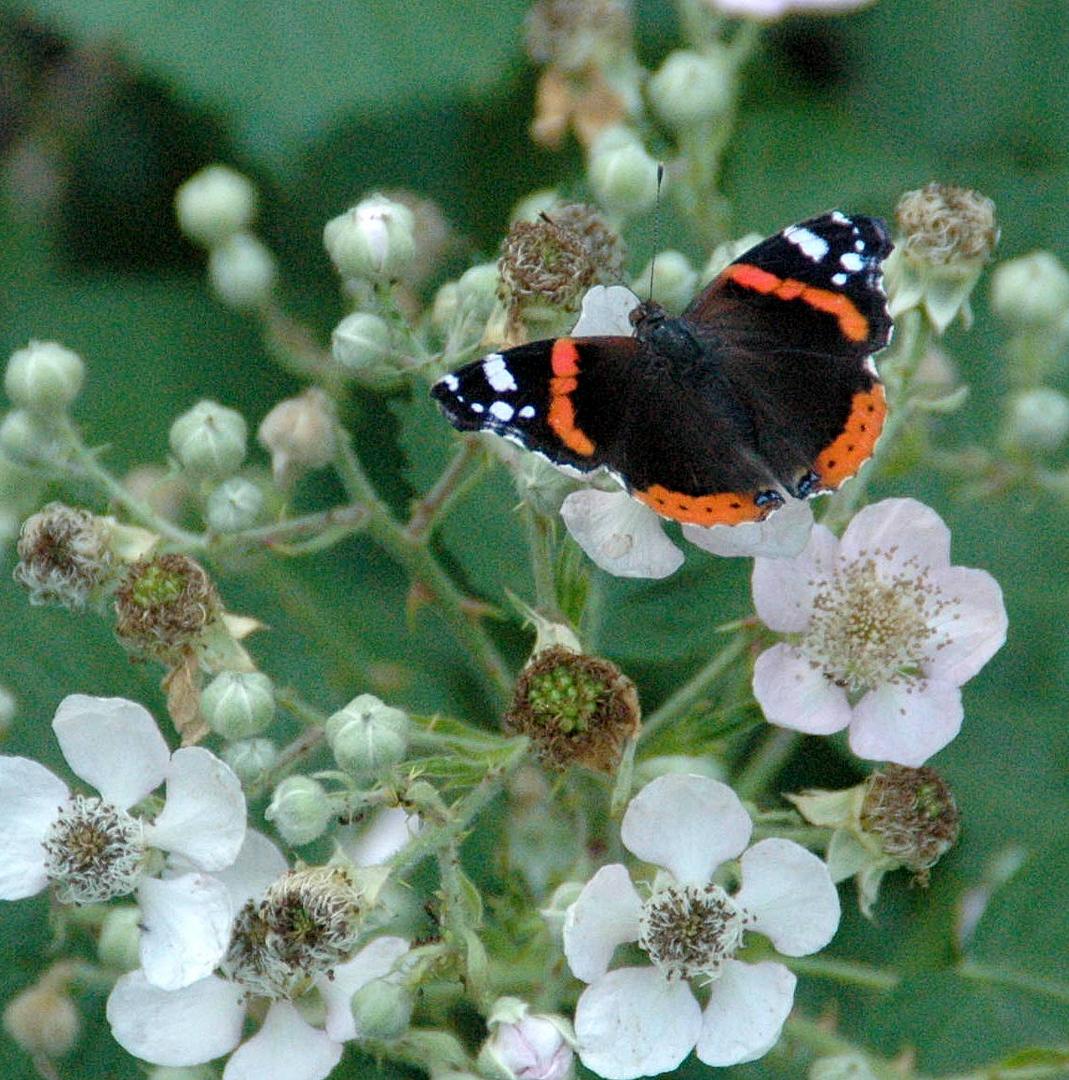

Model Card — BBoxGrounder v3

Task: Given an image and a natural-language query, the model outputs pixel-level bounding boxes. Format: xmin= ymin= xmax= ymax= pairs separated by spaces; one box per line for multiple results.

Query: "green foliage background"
xmin=1 ymin=0 xmax=1067 ymax=1077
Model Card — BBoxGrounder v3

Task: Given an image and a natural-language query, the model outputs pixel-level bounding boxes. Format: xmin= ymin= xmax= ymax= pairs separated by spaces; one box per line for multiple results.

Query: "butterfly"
xmin=431 ymin=212 xmax=892 ymax=527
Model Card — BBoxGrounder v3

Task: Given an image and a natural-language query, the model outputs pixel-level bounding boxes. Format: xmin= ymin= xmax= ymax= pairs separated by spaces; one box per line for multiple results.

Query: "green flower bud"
xmin=990 ymin=251 xmax=1069 ymax=327
xmin=201 ymin=670 xmax=275 ymax=740
xmin=148 ymin=1067 xmax=218 ymax=1080
xmin=1005 ymin=387 xmax=1069 ymax=453
xmin=175 ymin=164 xmax=257 ymax=248
xmin=323 ymin=194 xmax=416 ymax=282
xmin=350 ymin=977 xmax=413 ymax=1041
xmin=221 ymin=737 xmax=278 ymax=786
xmin=0 ymin=685 xmax=13 ymax=738
xmin=587 ymin=128 xmax=659 ymax=217
xmin=5 ymin=341 xmax=85 ymax=415
xmin=809 ymin=1053 xmax=880 ymax=1080
xmin=0 ymin=409 xmax=59 ymax=464
xmin=207 ymin=232 xmax=276 ymax=309
xmin=205 ymin=476 xmax=264 ymax=532
xmin=257 ymin=387 xmax=336 ymax=486
xmin=510 ymin=188 xmax=561 ymax=223
xmin=648 ymin=48 xmax=732 ymax=130
xmin=631 ymin=250 xmax=697 ymax=312
xmin=326 ymin=694 xmax=410 ymax=780
xmin=265 ymin=775 xmax=333 ymax=846
xmin=169 ymin=400 xmax=248 ymax=479
xmin=331 ymin=312 xmax=393 ymax=374
xmin=97 ymin=905 xmax=142 ymax=972
xmin=456 ymin=262 xmax=503 ymax=317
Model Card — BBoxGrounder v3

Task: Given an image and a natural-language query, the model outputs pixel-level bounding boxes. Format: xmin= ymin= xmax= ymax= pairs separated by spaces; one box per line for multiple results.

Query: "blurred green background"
xmin=1 ymin=0 xmax=1067 ymax=1077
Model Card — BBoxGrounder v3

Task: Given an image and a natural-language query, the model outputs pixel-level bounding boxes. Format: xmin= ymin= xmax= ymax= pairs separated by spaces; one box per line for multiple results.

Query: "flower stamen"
xmin=638 ymin=882 xmax=744 ymax=981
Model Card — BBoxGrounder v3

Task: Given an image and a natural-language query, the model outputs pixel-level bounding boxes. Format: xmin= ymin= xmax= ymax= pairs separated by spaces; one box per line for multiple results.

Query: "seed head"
xmin=896 ymin=183 xmax=998 ymax=265
xmin=14 ymin=502 xmax=114 ymax=609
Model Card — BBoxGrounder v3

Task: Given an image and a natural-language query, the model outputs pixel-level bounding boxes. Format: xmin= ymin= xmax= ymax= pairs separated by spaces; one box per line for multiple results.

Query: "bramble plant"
xmin=1 ymin=2 xmax=1067 ymax=1080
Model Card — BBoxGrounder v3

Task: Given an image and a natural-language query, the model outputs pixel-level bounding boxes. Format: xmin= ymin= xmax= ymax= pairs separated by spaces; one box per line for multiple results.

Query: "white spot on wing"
xmin=854 ymin=239 xmax=865 ymax=252
xmin=470 ymin=402 xmax=484 ymax=413
xmin=442 ymin=373 xmax=459 ymax=391
xmin=489 ymin=400 xmax=515 ymax=422
xmin=840 ymin=252 xmax=864 ymax=272
xmin=830 ymin=211 xmax=850 ymax=225
xmin=784 ymin=226 xmax=829 ymax=262
xmin=482 ymin=353 xmax=518 ymax=393
xmin=518 ymin=405 xmax=536 ymax=419
xmin=831 ymin=272 xmax=848 ymax=286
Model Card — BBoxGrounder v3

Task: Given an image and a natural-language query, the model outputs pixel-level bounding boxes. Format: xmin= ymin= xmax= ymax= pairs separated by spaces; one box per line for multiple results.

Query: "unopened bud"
xmin=201 ymin=670 xmax=275 ymax=740
xmin=5 ymin=340 xmax=85 ymax=415
xmin=631 ymin=250 xmax=697 ymax=312
xmin=208 ymin=232 xmax=276 ymax=309
xmin=648 ymin=48 xmax=732 ymax=130
xmin=0 ymin=408 xmax=59 ymax=464
xmin=588 ymin=129 xmax=659 ymax=218
xmin=205 ymin=476 xmax=264 ymax=532
xmin=265 ymin=775 xmax=333 ymax=846
xmin=97 ymin=905 xmax=142 ymax=972
xmin=479 ymin=997 xmax=574 ymax=1080
xmin=169 ymin=400 xmax=248 ymax=479
xmin=221 ymin=737 xmax=278 ymax=785
xmin=326 ymin=694 xmax=410 ymax=780
xmin=257 ymin=387 xmax=336 ymax=486
xmin=990 ymin=250 xmax=1069 ymax=327
xmin=331 ymin=312 xmax=393 ymax=375
xmin=351 ymin=977 xmax=413 ymax=1041
xmin=175 ymin=164 xmax=257 ymax=248
xmin=1005 ymin=387 xmax=1069 ymax=453
xmin=324 ymin=194 xmax=416 ymax=282
xmin=3 ymin=974 xmax=80 ymax=1059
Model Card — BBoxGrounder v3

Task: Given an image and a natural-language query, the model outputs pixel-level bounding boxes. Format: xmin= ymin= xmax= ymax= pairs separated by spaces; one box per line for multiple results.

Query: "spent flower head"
xmin=14 ymin=502 xmax=115 ymax=608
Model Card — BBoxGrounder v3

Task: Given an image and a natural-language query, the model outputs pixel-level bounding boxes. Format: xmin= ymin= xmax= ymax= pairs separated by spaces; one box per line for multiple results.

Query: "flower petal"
xmin=338 ymin=807 xmax=421 ymax=866
xmin=209 ymin=828 xmax=289 ymax=910
xmin=145 ymin=747 xmax=246 ymax=870
xmin=570 ymin=285 xmax=641 ymax=337
xmin=107 ymin=970 xmax=245 ymax=1066
xmin=753 ymin=644 xmax=852 ymax=734
xmin=925 ymin=566 xmax=1007 ymax=686
xmin=620 ymin=774 xmax=752 ymax=886
xmin=751 ymin=524 xmax=839 ymax=632
xmin=684 ymin=498 xmax=813 ymax=560
xmin=0 ymin=756 xmax=68 ymax=899
xmin=138 ymin=873 xmax=233 ymax=991
xmin=224 ymin=1001 xmax=342 ymax=1080
xmin=695 ymin=959 xmax=796 ymax=1066
xmin=321 ymin=935 xmax=411 ymax=1041
xmin=733 ymin=838 xmax=840 ymax=956
xmin=848 ymin=679 xmax=963 ymax=766
xmin=574 ymin=967 xmax=701 ymax=1080
xmin=560 ymin=489 xmax=684 ymax=579
xmin=563 ymin=864 xmax=643 ymax=983
xmin=53 ymin=695 xmax=169 ymax=809
xmin=838 ymin=498 xmax=952 ymax=579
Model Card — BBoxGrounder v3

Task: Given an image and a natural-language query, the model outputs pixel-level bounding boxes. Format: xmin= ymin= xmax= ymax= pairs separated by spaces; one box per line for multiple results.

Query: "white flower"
xmin=335 ymin=806 xmax=422 ymax=866
xmin=0 ymin=694 xmax=247 ymax=990
xmin=751 ymin=498 xmax=1007 ymax=765
xmin=556 ymin=286 xmax=814 ymax=578
xmin=563 ymin=774 xmax=840 ymax=1078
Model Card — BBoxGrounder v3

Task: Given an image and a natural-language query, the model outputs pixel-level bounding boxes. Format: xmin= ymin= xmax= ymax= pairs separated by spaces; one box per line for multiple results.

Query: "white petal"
xmin=560 ymin=489 xmax=684 ymax=579
xmin=563 ymin=864 xmax=643 ymax=983
xmin=838 ymin=498 xmax=952 ymax=578
xmin=145 ymin=747 xmax=246 ymax=870
xmin=574 ymin=967 xmax=701 ymax=1080
xmin=107 ymin=970 xmax=245 ymax=1066
xmin=571 ymin=284 xmax=641 ymax=337
xmin=848 ymin=679 xmax=963 ymax=766
xmin=621 ymin=774 xmax=751 ymax=886
xmin=751 ymin=524 xmax=839 ymax=632
xmin=224 ymin=1001 xmax=342 ymax=1080
xmin=924 ymin=566 xmax=1007 ymax=686
xmin=321 ymin=935 xmax=411 ymax=1041
xmin=53 ymin=695 xmax=169 ymax=809
xmin=209 ymin=829 xmax=289 ymax=910
xmin=0 ymin=756 xmax=67 ymax=899
xmin=753 ymin=643 xmax=852 ymax=734
xmin=734 ymin=838 xmax=840 ymax=955
xmin=684 ymin=498 xmax=813 ymax=560
xmin=338 ymin=807 xmax=421 ymax=866
xmin=138 ymin=873 xmax=233 ymax=991
xmin=695 ymin=959 xmax=796 ymax=1066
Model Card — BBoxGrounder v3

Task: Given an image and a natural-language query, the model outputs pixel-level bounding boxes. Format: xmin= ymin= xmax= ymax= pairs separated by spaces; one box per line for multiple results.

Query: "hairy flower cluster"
xmin=860 ymin=765 xmax=961 ymax=883
xmin=14 ymin=502 xmax=114 ymax=608
xmin=896 ymin=183 xmax=998 ymax=265
xmin=505 ymin=645 xmax=640 ymax=772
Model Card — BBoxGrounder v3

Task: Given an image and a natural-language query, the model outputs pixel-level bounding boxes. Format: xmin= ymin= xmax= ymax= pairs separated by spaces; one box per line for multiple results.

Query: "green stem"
xmin=522 ymin=504 xmax=559 ymax=616
xmin=405 ymin=439 xmax=480 ymax=543
xmin=959 ymin=960 xmax=1069 ymax=1006
xmin=783 ymin=955 xmax=900 ymax=992
xmin=733 ymin=728 xmax=800 ymax=801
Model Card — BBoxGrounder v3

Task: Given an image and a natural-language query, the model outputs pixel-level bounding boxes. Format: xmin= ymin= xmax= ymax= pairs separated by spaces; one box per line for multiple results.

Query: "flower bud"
xmin=169 ymin=399 xmax=248 ymax=479
xmin=221 ymin=737 xmax=278 ymax=785
xmin=511 ymin=188 xmax=561 ymax=223
xmin=350 ymin=977 xmax=413 ymax=1041
xmin=265 ymin=775 xmax=333 ymax=846
xmin=539 ymin=880 xmax=584 ymax=939
xmin=1004 ymin=387 xmax=1069 ymax=453
xmin=201 ymin=670 xmax=275 ymax=740
xmin=631 ymin=250 xmax=697 ymax=312
xmin=257 ymin=387 xmax=336 ymax=487
xmin=3 ymin=970 xmax=81 ymax=1059
xmin=455 ymin=262 xmax=502 ymax=319
xmin=809 ymin=1053 xmax=880 ymax=1080
xmin=326 ymin=694 xmax=410 ymax=780
xmin=0 ymin=685 xmax=13 ymax=737
xmin=648 ymin=48 xmax=732 ymax=130
xmin=97 ymin=905 xmax=142 ymax=971
xmin=587 ymin=128 xmax=659 ymax=218
xmin=324 ymin=194 xmax=416 ymax=282
xmin=331 ymin=312 xmax=393 ymax=375
xmin=148 ymin=1066 xmax=218 ymax=1080
xmin=175 ymin=164 xmax=257 ymax=248
xmin=478 ymin=998 xmax=575 ymax=1080
xmin=207 ymin=232 xmax=276 ymax=309
xmin=990 ymin=250 xmax=1069 ymax=327
xmin=0 ymin=408 xmax=59 ymax=464
xmin=5 ymin=340 xmax=85 ymax=415
xmin=205 ymin=475 xmax=264 ymax=532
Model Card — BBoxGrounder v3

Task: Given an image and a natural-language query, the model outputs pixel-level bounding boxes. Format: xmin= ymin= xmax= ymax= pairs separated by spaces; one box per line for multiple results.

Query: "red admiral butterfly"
xmin=431 ymin=212 xmax=892 ymax=528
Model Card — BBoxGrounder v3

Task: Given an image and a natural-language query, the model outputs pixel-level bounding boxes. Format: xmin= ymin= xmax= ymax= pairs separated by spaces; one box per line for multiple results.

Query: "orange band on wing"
xmin=814 ymin=383 xmax=887 ymax=488
xmin=635 ymin=485 xmax=768 ymax=526
xmin=725 ymin=264 xmax=870 ymax=343
xmin=547 ymin=339 xmax=596 ymax=456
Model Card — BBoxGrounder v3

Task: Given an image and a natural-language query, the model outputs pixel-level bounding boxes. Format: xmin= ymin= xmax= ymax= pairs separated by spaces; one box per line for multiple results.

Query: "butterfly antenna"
xmin=648 ymin=162 xmax=666 ymax=301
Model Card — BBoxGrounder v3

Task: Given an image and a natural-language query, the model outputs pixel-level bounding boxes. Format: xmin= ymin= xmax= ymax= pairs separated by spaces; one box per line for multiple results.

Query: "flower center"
xmin=802 ymin=554 xmax=953 ymax=694
xmin=42 ymin=795 xmax=145 ymax=904
xmin=638 ymin=882 xmax=744 ymax=980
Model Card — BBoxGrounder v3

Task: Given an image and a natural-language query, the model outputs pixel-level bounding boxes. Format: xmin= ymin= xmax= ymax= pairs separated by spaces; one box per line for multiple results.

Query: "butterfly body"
xmin=431 ymin=212 xmax=893 ymax=528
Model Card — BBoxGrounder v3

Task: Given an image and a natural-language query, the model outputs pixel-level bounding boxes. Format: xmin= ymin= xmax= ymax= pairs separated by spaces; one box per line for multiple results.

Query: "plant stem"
xmin=733 ymin=727 xmax=800 ymax=801
xmin=406 ymin=439 xmax=481 ymax=543
xmin=783 ymin=955 xmax=900 ymax=992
